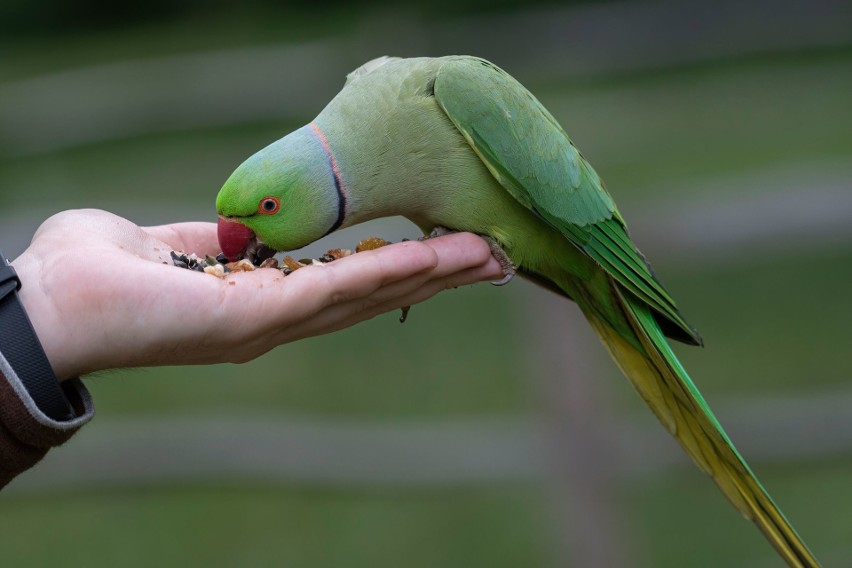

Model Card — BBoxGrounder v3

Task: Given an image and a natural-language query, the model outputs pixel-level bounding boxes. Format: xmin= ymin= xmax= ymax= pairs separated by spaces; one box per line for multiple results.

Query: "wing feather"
xmin=434 ymin=57 xmax=701 ymax=344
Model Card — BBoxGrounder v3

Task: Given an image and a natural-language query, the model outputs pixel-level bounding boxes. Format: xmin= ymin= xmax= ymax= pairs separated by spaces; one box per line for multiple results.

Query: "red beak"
xmin=217 ymin=216 xmax=255 ymax=261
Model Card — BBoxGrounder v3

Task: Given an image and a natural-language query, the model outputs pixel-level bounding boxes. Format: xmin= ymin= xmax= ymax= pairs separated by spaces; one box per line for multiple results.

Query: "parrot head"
xmin=215 ymin=127 xmax=342 ymax=261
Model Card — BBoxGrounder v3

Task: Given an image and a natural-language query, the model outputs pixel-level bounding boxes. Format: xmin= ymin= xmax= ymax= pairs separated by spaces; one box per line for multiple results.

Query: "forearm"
xmin=0 ymin=363 xmax=94 ymax=489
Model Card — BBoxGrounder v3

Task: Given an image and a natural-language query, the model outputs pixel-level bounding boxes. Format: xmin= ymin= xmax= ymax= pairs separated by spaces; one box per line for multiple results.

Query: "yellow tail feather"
xmin=581 ymin=289 xmax=821 ymax=568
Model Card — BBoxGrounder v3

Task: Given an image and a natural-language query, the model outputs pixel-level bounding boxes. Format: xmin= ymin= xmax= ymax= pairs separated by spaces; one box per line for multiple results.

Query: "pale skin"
xmin=10 ymin=209 xmax=502 ymax=381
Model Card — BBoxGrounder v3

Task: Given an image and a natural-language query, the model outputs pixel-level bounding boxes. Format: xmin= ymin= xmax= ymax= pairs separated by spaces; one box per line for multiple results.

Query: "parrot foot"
xmin=422 ymin=226 xmax=456 ymax=239
xmin=481 ymin=236 xmax=516 ymax=286
xmin=421 ymin=226 xmax=515 ymax=286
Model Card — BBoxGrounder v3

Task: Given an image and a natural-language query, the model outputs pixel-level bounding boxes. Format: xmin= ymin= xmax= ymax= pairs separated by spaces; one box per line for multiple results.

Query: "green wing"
xmin=434 ymin=57 xmax=701 ymax=345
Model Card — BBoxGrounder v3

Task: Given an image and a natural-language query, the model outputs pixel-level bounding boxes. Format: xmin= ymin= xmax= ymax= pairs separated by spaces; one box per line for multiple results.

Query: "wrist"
xmin=11 ymin=253 xmax=73 ymax=381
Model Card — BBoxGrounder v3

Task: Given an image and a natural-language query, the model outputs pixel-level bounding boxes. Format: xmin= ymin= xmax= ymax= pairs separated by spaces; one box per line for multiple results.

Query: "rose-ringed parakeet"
xmin=215 ymin=56 xmax=820 ymax=567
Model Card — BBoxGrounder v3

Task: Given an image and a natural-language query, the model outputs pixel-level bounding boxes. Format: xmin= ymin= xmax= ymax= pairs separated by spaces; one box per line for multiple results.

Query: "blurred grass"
xmin=0 ymin=6 xmax=361 ymax=82
xmin=628 ymin=459 xmax=852 ymax=568
xmin=0 ymin=122 xmax=296 ymax=211
xmin=670 ymin=247 xmax=852 ymax=395
xmin=2 ymin=5 xmax=850 ymax=568
xmin=2 ymin=461 xmax=847 ymax=568
xmin=0 ymin=485 xmax=551 ymax=567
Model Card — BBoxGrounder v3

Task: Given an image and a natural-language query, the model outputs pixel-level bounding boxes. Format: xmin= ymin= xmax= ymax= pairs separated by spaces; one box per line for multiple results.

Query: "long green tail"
xmin=582 ymin=284 xmax=821 ymax=568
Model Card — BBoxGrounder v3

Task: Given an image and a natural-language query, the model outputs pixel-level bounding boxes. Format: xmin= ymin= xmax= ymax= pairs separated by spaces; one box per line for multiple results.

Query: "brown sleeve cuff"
xmin=0 ymin=363 xmax=94 ymax=489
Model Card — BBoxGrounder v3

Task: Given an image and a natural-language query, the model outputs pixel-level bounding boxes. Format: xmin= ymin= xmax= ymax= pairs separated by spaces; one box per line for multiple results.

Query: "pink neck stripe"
xmin=309 ymin=122 xmax=348 ymax=233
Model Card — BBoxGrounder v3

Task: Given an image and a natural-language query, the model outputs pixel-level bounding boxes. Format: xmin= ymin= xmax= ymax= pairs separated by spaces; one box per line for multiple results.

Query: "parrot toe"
xmin=481 ymin=235 xmax=516 ymax=286
xmin=426 ymin=225 xmax=456 ymax=239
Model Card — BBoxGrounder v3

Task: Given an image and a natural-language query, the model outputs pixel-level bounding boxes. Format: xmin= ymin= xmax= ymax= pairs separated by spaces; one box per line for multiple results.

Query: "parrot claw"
xmin=399 ymin=306 xmax=411 ymax=323
xmin=481 ymin=235 xmax=516 ymax=286
xmin=490 ymin=272 xmax=515 ymax=286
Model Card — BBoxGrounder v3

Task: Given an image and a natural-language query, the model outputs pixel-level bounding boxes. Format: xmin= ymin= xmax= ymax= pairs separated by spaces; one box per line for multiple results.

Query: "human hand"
xmin=11 ymin=209 xmax=502 ymax=380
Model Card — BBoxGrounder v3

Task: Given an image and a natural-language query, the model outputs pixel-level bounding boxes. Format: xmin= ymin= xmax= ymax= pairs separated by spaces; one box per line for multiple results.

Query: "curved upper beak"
xmin=217 ymin=216 xmax=255 ymax=261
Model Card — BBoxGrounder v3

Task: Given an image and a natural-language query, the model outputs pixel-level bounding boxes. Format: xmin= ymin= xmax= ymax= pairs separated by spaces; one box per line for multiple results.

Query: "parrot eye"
xmin=258 ymin=196 xmax=280 ymax=215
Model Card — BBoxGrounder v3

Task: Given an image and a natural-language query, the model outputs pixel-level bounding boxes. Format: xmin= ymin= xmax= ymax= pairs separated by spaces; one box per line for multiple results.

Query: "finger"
xmin=271 ymin=258 xmax=500 ymax=344
xmin=419 ymin=232 xmax=504 ymax=281
xmin=143 ymin=222 xmax=221 ymax=256
xmin=304 ymin=246 xmax=498 ymax=334
xmin=288 ymin=232 xmax=503 ymax=317
xmin=193 ymin=232 xmax=500 ymax=345
xmin=277 ymin=239 xmax=441 ymax=308
xmin=213 ymin=239 xmax=440 ymax=340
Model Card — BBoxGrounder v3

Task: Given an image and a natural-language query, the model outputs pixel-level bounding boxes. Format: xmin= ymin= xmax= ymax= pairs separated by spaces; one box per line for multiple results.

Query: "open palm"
xmin=12 ymin=209 xmax=500 ymax=380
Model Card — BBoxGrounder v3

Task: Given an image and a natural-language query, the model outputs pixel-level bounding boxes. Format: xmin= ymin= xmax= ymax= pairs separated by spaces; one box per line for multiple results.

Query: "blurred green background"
xmin=2 ymin=0 xmax=851 ymax=566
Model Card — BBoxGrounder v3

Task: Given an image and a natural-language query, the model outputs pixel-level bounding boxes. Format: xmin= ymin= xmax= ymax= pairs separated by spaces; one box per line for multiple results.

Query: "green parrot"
xmin=215 ymin=56 xmax=820 ymax=567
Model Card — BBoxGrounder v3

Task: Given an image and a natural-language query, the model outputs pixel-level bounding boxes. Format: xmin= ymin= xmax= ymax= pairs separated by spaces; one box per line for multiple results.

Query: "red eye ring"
xmin=258 ymin=196 xmax=280 ymax=215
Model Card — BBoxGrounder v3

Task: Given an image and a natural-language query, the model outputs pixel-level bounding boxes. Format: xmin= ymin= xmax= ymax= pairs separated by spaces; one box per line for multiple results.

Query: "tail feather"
xmin=582 ymin=284 xmax=821 ymax=568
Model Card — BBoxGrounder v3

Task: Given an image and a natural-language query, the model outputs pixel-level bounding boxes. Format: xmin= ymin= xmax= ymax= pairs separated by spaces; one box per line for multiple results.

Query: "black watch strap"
xmin=0 ymin=251 xmax=74 ymax=421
